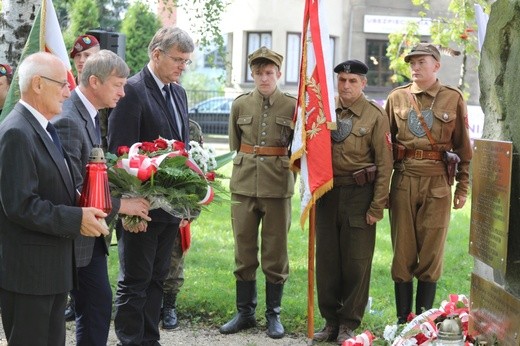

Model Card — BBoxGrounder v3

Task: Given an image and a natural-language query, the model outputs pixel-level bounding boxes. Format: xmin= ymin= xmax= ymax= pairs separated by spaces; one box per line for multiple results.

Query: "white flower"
xmin=384 ymin=324 xmax=398 ymax=341
xmin=188 ymin=141 xmax=217 ymax=174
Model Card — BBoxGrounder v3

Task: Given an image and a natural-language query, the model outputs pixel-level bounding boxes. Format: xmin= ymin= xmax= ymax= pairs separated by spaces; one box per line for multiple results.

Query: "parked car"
xmin=188 ymin=97 xmax=234 ymax=135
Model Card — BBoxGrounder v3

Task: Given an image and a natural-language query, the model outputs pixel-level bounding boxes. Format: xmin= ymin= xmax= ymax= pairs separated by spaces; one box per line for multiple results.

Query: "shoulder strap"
xmin=407 ymin=91 xmax=437 ymax=150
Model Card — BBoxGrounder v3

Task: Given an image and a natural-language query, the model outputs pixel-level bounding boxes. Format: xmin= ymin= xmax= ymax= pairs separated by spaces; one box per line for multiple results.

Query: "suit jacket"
xmin=0 ymin=102 xmax=83 ymax=295
xmin=52 ymin=90 xmax=121 ymax=267
xmin=108 ymin=66 xmax=189 ymax=223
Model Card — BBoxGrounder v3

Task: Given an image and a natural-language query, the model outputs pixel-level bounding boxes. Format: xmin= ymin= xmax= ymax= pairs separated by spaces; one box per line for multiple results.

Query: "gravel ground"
xmin=0 ymin=320 xmax=311 ymax=345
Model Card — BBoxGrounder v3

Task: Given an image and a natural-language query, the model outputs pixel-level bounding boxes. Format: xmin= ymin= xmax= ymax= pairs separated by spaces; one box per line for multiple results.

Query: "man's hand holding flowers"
xmin=119 ymin=197 xmax=151 ymax=232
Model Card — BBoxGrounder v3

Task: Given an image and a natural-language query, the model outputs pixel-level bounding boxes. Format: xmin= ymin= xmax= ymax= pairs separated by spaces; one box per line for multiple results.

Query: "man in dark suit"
xmin=0 ymin=52 xmax=110 ymax=345
xmin=52 ymin=50 xmax=151 ymax=346
xmin=107 ymin=26 xmax=194 ymax=345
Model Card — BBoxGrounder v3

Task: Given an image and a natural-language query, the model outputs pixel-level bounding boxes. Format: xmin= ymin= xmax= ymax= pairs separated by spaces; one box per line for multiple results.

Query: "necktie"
xmin=94 ymin=113 xmax=101 ymax=145
xmin=46 ymin=122 xmax=64 ymax=156
xmin=163 ymin=84 xmax=183 ymax=138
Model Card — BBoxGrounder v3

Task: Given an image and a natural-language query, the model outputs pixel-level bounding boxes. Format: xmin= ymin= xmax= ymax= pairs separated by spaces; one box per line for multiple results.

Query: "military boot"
xmin=162 ymin=292 xmax=178 ymax=330
xmin=265 ymin=282 xmax=284 ymax=339
xmin=219 ymin=280 xmax=257 ymax=334
xmin=416 ymin=281 xmax=437 ymax=315
xmin=395 ymin=281 xmax=413 ymax=324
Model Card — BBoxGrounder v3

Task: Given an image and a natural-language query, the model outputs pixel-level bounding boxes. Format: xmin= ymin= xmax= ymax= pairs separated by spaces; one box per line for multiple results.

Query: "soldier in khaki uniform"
xmin=219 ymin=47 xmax=296 ymax=339
xmin=313 ymin=60 xmax=393 ymax=344
xmin=385 ymin=43 xmax=472 ymax=324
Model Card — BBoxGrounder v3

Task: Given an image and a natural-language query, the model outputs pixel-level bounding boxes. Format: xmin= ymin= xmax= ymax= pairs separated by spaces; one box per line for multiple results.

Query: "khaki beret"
xmin=334 ymin=59 xmax=368 ymax=75
xmin=248 ymin=46 xmax=283 ymax=68
xmin=404 ymin=43 xmax=440 ymax=63
xmin=70 ymin=34 xmax=100 ymax=59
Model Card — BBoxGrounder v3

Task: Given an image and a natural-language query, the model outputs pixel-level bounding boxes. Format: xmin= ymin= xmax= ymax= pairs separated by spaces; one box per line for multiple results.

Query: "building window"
xmin=286 ymin=33 xmax=301 ymax=84
xmin=329 ymin=36 xmax=337 ymax=74
xmin=365 ymin=40 xmax=393 ymax=87
xmin=245 ymin=32 xmax=272 ymax=82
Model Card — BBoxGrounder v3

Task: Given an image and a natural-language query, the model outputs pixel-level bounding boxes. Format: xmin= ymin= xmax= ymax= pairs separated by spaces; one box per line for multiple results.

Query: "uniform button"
xmin=264 ymin=105 xmax=268 ymax=109
xmin=261 ymin=141 xmax=265 ymax=145
xmin=261 ymin=132 xmax=266 ymax=136
xmin=360 ymin=128 xmax=367 ymax=135
xmin=263 ymin=114 xmax=268 ymax=117
xmin=443 ymin=113 xmax=449 ymax=120
xmin=260 ymin=157 xmax=265 ymax=161
xmin=262 ymin=122 xmax=266 ymax=127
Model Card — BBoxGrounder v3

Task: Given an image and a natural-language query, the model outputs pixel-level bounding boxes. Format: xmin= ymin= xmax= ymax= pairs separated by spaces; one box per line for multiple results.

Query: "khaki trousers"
xmin=389 ymin=173 xmax=451 ymax=282
xmin=231 ymin=194 xmax=291 ymax=283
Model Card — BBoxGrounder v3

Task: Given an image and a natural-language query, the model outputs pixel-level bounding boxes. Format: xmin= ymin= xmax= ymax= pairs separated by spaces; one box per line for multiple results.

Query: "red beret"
xmin=70 ymin=35 xmax=100 ymax=58
xmin=0 ymin=63 xmax=13 ymax=78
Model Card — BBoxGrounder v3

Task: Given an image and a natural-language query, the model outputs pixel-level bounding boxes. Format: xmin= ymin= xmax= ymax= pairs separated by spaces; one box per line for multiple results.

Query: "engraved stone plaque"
xmin=470 ymin=273 xmax=520 ymax=343
xmin=469 ymin=139 xmax=513 ymax=274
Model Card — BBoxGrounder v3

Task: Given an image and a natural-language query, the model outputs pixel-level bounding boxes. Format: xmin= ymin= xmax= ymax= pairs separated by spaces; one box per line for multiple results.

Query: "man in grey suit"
xmin=108 ymin=26 xmax=194 ymax=345
xmin=0 ymin=52 xmax=110 ymax=345
xmin=52 ymin=50 xmax=151 ymax=346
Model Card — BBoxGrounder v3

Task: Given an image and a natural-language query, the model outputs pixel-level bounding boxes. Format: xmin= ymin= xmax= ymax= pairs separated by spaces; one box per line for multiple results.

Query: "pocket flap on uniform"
xmin=275 ymin=116 xmax=294 ymax=129
xmin=429 ymin=185 xmax=450 ymax=198
xmin=237 ymin=116 xmax=253 ymax=125
xmin=233 ymin=154 xmax=244 ymax=165
xmin=434 ymin=109 xmax=456 ymax=123
xmin=348 ymin=215 xmax=367 ymax=228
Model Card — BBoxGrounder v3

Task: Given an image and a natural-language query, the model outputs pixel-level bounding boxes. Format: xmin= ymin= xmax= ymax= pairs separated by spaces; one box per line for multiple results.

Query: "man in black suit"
xmin=52 ymin=50 xmax=151 ymax=346
xmin=108 ymin=26 xmax=194 ymax=345
xmin=0 ymin=52 xmax=110 ymax=345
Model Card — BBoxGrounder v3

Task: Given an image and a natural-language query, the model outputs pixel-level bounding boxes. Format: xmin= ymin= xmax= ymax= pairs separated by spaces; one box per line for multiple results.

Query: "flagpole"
xmin=307 ymin=204 xmax=315 ymax=343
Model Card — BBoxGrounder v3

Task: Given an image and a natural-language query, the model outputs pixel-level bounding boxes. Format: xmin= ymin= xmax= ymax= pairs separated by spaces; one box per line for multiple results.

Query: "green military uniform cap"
xmin=248 ymin=46 xmax=283 ymax=68
xmin=404 ymin=43 xmax=441 ymax=63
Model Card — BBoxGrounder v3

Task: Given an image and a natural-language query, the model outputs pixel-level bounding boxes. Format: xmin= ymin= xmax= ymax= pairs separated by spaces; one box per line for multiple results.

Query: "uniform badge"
xmin=331 ymin=118 xmax=352 ymax=142
xmin=408 ymin=108 xmax=433 ymax=137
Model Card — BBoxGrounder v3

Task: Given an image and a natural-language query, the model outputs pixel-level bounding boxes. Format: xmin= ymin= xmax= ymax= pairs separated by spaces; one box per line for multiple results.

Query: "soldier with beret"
xmin=313 ymin=59 xmax=393 ymax=343
xmin=219 ymin=46 xmax=296 ymax=339
xmin=70 ymin=34 xmax=100 ymax=84
xmin=385 ymin=43 xmax=472 ymax=324
xmin=0 ymin=63 xmax=14 ymax=115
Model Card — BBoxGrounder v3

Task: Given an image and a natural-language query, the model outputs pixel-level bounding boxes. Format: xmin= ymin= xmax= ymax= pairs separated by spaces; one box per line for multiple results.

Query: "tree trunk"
xmin=479 ymin=0 xmax=520 ymax=296
xmin=0 ymin=0 xmax=40 ymax=67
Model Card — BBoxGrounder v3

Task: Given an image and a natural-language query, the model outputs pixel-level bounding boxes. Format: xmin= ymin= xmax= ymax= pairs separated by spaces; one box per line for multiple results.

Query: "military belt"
xmin=239 ymin=144 xmax=288 ymax=156
xmin=404 ymin=149 xmax=443 ymax=161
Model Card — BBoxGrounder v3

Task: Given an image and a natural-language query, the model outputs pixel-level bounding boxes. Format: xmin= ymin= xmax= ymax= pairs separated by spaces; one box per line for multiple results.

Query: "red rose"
xmin=415 ymin=333 xmax=429 ymax=345
xmin=205 ymin=171 xmax=216 ymax=181
xmin=155 ymin=138 xmax=168 ymax=149
xmin=172 ymin=141 xmax=185 ymax=151
xmin=117 ymin=146 xmax=130 ymax=156
xmin=141 ymin=142 xmax=158 ymax=152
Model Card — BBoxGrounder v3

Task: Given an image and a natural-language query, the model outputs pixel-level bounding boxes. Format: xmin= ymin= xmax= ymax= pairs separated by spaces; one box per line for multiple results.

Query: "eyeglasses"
xmin=40 ymin=75 xmax=70 ymax=89
xmin=159 ymin=50 xmax=192 ymax=66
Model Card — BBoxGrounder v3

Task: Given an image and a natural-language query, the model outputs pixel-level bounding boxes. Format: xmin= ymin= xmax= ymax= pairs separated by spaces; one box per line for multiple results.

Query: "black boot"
xmin=395 ymin=282 xmax=413 ymax=324
xmin=265 ymin=282 xmax=284 ymax=339
xmin=219 ymin=281 xmax=257 ymax=334
xmin=416 ymin=281 xmax=436 ymax=315
xmin=162 ymin=292 xmax=178 ymax=330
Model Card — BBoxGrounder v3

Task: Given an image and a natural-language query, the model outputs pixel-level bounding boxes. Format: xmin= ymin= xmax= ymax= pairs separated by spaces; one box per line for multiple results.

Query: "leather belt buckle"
xmin=253 ymin=145 xmax=260 ymax=154
xmin=414 ymin=149 xmax=424 ymax=159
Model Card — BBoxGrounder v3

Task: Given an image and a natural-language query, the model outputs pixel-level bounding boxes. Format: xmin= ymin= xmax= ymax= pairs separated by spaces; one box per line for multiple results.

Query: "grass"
xmin=107 ymin=163 xmax=473 ymax=339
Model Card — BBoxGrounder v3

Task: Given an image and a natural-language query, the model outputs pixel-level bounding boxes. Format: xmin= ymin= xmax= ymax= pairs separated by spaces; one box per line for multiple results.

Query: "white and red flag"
xmin=1 ymin=0 xmax=75 ymax=119
xmin=290 ymin=0 xmax=336 ymax=228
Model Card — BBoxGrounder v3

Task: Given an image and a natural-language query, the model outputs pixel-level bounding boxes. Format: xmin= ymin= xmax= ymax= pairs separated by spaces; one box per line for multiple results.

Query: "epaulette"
xmin=443 ymin=85 xmax=464 ymax=98
xmin=367 ymin=99 xmax=386 ymax=116
xmin=284 ymin=92 xmax=297 ymax=100
xmin=234 ymin=92 xmax=251 ymax=101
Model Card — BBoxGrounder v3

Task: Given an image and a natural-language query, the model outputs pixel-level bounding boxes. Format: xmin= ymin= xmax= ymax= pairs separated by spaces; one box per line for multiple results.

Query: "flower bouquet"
xmin=106 ymin=137 xmax=230 ymax=228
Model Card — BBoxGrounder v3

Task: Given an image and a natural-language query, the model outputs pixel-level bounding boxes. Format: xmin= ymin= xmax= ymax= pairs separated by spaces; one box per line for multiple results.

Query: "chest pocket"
xmin=275 ymin=116 xmax=294 ymax=146
xmin=433 ymin=108 xmax=456 ymax=143
xmin=392 ymin=107 xmax=415 ymax=141
xmin=237 ymin=115 xmax=253 ymax=127
xmin=349 ymin=124 xmax=372 ymax=154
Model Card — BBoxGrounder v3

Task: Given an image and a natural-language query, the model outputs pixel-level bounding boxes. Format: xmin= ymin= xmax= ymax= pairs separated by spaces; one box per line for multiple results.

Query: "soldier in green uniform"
xmin=161 ymin=119 xmax=203 ymax=330
xmin=219 ymin=47 xmax=296 ymax=339
xmin=313 ymin=60 xmax=393 ymax=344
xmin=385 ymin=43 xmax=472 ymax=324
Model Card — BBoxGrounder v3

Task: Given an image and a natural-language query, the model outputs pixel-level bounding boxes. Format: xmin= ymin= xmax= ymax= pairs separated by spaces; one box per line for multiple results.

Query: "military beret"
xmin=404 ymin=43 xmax=440 ymax=63
xmin=0 ymin=63 xmax=13 ymax=78
xmin=333 ymin=59 xmax=368 ymax=75
xmin=248 ymin=46 xmax=283 ymax=68
xmin=70 ymin=34 xmax=100 ymax=59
